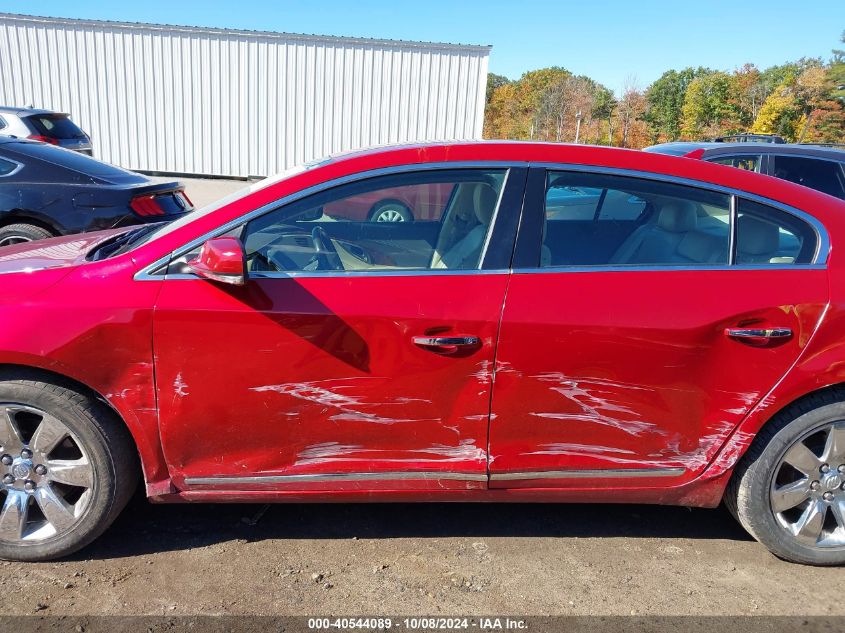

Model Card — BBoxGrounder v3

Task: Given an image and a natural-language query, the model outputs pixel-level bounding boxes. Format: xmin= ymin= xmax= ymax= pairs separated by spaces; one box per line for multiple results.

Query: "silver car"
xmin=0 ymin=106 xmax=93 ymax=155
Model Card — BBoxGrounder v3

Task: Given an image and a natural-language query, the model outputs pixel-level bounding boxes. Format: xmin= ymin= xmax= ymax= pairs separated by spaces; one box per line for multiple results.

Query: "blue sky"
xmin=4 ymin=0 xmax=844 ymax=94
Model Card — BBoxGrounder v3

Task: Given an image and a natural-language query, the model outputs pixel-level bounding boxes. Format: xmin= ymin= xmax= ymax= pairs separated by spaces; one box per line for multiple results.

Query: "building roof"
xmin=0 ymin=12 xmax=492 ymax=53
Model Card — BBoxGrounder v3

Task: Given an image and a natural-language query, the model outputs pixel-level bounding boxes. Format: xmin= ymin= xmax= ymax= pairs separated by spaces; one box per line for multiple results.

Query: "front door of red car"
xmin=153 ymin=166 xmax=526 ymax=491
xmin=488 ymin=167 xmax=829 ymax=487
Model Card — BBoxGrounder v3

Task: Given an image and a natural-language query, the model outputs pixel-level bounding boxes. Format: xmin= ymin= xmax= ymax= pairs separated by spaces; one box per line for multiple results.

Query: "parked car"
xmin=2 ymin=141 xmax=845 ymax=565
xmin=645 ymin=141 xmax=845 ymax=200
xmin=322 ymin=182 xmax=455 ymax=221
xmin=0 ymin=107 xmax=93 ymax=155
xmin=0 ymin=136 xmax=192 ymax=246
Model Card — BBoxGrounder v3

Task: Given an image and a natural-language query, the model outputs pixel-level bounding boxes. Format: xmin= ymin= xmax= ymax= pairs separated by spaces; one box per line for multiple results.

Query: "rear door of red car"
xmin=488 ymin=166 xmax=829 ymax=488
xmin=152 ymin=165 xmax=527 ymax=492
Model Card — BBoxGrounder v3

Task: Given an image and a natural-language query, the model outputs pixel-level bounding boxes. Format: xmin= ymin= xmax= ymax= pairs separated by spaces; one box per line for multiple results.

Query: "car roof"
xmin=646 ymin=141 xmax=845 ymax=160
xmin=0 ymin=105 xmax=66 ymax=117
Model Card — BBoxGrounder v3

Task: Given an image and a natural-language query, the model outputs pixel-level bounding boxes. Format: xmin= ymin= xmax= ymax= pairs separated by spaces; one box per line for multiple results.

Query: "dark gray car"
xmin=0 ymin=106 xmax=93 ymax=155
xmin=645 ymin=141 xmax=845 ymax=200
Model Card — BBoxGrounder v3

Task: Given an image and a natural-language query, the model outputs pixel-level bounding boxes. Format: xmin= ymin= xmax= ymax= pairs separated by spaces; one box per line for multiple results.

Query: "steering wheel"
xmin=311 ymin=226 xmax=342 ymax=270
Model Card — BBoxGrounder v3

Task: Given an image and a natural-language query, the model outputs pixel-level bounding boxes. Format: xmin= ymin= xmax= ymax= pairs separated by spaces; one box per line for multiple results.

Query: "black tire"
xmin=0 ymin=223 xmax=53 ymax=247
xmin=0 ymin=376 xmax=138 ymax=561
xmin=368 ymin=200 xmax=413 ymax=222
xmin=725 ymin=390 xmax=845 ymax=565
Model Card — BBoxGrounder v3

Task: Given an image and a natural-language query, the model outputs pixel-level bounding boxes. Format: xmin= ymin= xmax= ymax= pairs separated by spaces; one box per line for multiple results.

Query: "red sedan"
xmin=0 ymin=142 xmax=844 ymax=565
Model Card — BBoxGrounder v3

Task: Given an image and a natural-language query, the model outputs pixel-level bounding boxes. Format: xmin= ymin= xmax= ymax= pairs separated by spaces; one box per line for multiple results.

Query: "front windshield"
xmin=127 ymin=160 xmax=326 ymax=251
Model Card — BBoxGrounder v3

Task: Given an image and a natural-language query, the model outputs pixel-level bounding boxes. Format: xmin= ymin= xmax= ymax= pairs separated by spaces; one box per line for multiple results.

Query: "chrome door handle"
xmin=413 ymin=336 xmax=480 ymax=347
xmin=725 ymin=327 xmax=793 ymax=344
xmin=412 ymin=335 xmax=480 ymax=354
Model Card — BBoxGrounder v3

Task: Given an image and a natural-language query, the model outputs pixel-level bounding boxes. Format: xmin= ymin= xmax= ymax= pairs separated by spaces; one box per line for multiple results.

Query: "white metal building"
xmin=0 ymin=13 xmax=490 ymax=178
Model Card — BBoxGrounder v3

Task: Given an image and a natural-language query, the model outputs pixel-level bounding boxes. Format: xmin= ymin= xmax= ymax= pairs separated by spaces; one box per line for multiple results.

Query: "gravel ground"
xmin=10 ymin=176 xmax=832 ymax=619
xmin=1 ymin=494 xmax=843 ymax=617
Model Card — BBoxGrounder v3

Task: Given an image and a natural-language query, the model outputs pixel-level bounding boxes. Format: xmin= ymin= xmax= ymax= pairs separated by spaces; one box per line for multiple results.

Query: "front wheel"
xmin=725 ymin=391 xmax=845 ymax=565
xmin=0 ymin=378 xmax=138 ymax=561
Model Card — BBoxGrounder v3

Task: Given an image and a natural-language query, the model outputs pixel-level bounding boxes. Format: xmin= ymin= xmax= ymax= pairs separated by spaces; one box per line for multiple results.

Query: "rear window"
xmin=27 ymin=114 xmax=86 ymax=140
xmin=5 ymin=141 xmax=144 ymax=184
xmin=708 ymin=155 xmax=762 ymax=173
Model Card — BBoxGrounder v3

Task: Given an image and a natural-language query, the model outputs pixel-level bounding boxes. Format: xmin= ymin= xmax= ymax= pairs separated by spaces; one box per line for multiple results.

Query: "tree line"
xmin=484 ymin=32 xmax=845 ymax=148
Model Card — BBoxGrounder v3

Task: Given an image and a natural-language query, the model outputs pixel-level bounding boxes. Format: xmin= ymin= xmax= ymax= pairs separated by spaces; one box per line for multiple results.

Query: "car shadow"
xmin=73 ymin=491 xmax=753 ymax=561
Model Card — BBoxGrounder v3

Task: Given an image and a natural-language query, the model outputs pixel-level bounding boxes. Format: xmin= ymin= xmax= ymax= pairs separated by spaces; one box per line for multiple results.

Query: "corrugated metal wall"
xmin=0 ymin=14 xmax=490 ymax=177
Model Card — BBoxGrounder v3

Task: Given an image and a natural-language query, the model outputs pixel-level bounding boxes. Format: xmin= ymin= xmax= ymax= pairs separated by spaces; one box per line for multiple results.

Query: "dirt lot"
xmin=1 ymin=495 xmax=843 ymax=617
xmin=4 ymin=177 xmax=833 ymax=619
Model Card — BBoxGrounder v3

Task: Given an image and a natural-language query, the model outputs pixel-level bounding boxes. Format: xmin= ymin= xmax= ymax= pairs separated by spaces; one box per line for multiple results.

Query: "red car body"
xmin=1 ymin=142 xmax=844 ymax=509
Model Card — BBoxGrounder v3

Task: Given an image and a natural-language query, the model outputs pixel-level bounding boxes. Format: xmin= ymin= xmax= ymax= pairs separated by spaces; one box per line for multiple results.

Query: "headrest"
xmin=656 ymin=201 xmax=697 ymax=233
xmin=738 ymin=215 xmax=779 ymax=256
xmin=676 ymin=231 xmax=727 ymax=264
xmin=473 ymin=184 xmax=498 ymax=225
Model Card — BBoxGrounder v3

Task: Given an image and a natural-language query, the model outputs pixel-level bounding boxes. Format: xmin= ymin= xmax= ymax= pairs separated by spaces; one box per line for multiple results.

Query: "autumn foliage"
xmin=484 ymin=33 xmax=845 ymax=148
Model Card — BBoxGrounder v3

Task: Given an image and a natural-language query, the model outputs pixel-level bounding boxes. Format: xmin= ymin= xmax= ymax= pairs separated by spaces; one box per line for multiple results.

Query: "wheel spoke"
xmin=792 ymin=499 xmax=826 ymax=545
xmin=46 ymin=458 xmax=93 ymax=488
xmin=0 ymin=491 xmax=28 ymax=540
xmin=783 ymin=441 xmax=822 ymax=476
xmin=0 ymin=407 xmax=24 ymax=452
xmin=35 ymin=485 xmax=76 ymax=531
xmin=772 ymin=478 xmax=811 ymax=513
xmin=822 ymin=423 xmax=845 ymax=464
xmin=30 ymin=413 xmax=68 ymax=455
xmin=830 ymin=499 xmax=845 ymax=532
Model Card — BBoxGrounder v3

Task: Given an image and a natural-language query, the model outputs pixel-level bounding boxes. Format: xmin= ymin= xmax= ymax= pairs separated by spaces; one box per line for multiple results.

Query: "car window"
xmin=736 ymin=199 xmax=817 ymax=265
xmin=709 ymin=155 xmax=762 ymax=173
xmin=322 ymin=181 xmax=456 ymax=222
xmin=0 ymin=157 xmax=18 ymax=176
xmin=545 ymin=184 xmax=647 ymax=221
xmin=240 ymin=169 xmax=506 ymax=273
xmin=27 ymin=114 xmax=86 ymax=140
xmin=0 ymin=116 xmax=6 ymax=131
xmin=541 ymin=171 xmax=731 ymax=267
xmin=772 ymin=155 xmax=845 ymax=199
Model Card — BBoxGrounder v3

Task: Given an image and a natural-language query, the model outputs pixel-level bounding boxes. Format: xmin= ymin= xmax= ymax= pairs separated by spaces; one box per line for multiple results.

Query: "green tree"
xmin=643 ymin=67 xmax=711 ymax=142
xmin=830 ymin=31 xmax=845 ymax=102
xmin=680 ymin=72 xmax=738 ymax=138
xmin=486 ymin=73 xmax=510 ymax=104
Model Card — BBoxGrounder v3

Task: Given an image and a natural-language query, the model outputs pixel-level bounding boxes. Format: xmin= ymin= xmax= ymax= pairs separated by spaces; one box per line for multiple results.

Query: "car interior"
xmin=541 ymin=173 xmax=813 ymax=267
xmin=241 ymin=170 xmax=506 ymax=273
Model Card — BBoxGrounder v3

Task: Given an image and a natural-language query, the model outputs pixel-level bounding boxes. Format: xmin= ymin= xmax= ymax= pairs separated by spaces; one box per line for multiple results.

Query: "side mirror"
xmin=187 ymin=237 xmax=246 ymax=286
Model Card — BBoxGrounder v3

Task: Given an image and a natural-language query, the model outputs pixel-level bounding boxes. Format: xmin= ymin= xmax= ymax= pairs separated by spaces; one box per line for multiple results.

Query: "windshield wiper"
xmin=87 ymin=224 xmax=165 ymax=261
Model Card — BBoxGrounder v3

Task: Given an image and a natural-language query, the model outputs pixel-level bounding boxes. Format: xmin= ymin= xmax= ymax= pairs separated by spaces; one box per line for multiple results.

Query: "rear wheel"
xmin=725 ymin=391 xmax=845 ymax=565
xmin=0 ymin=223 xmax=53 ymax=247
xmin=0 ymin=378 xmax=137 ymax=561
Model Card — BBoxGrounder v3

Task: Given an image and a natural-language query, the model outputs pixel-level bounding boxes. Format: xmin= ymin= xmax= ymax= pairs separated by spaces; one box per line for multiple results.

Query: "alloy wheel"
xmin=0 ymin=404 xmax=94 ymax=543
xmin=770 ymin=421 xmax=845 ymax=548
xmin=374 ymin=206 xmax=407 ymax=222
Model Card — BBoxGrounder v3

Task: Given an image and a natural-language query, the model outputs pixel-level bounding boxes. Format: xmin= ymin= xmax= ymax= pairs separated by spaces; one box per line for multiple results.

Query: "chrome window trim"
xmin=0 ymin=156 xmax=24 ymax=178
xmin=135 ymin=161 xmax=526 ymax=281
xmin=533 ymin=162 xmax=830 ymax=266
xmin=727 ymin=194 xmax=737 ymax=265
xmin=163 ymin=269 xmax=512 ymax=281
xmin=512 ymin=264 xmax=826 ymax=275
xmin=490 ymin=467 xmax=685 ymax=481
xmin=185 ymin=471 xmax=488 ymax=485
